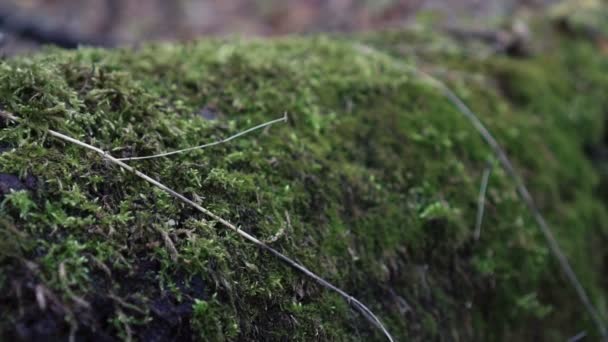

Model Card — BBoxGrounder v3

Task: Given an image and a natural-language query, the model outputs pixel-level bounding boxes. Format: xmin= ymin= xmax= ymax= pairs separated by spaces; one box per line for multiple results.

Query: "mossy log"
xmin=1 ymin=20 xmax=607 ymax=341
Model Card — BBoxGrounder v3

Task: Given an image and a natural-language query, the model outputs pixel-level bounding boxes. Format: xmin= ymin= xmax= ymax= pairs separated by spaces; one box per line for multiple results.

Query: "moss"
xmin=1 ymin=21 xmax=608 ymax=341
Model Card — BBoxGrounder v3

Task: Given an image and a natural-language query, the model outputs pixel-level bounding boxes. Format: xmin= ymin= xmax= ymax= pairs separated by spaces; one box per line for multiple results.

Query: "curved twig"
xmin=118 ymin=114 xmax=287 ymax=161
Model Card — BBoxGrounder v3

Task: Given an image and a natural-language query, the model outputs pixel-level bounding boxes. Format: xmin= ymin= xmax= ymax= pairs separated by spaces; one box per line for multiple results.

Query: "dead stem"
xmin=474 ymin=162 xmax=492 ymax=241
xmin=117 ymin=113 xmax=288 ymax=161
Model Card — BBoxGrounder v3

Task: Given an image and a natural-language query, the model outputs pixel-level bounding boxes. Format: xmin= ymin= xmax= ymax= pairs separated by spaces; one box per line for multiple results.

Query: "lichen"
xmin=1 ymin=21 xmax=607 ymax=341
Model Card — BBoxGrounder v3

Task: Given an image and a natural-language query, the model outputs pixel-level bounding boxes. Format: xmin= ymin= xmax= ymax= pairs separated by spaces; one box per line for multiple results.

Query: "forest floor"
xmin=0 ymin=0 xmax=559 ymax=55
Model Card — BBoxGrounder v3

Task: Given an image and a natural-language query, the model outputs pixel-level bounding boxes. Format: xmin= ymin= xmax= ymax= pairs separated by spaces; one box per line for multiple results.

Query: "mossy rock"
xmin=1 ymin=23 xmax=608 ymax=341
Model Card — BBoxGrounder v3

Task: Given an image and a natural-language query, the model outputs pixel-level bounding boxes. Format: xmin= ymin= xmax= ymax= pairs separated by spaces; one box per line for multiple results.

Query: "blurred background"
xmin=0 ymin=0 xmax=559 ymax=55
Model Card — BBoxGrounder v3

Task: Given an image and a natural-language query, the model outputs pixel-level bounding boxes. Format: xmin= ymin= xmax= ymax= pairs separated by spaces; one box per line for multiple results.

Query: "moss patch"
xmin=1 ymin=23 xmax=608 ymax=341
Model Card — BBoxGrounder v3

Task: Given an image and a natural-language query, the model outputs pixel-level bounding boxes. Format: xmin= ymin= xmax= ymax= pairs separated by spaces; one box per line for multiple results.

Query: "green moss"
xmin=1 ymin=22 xmax=608 ymax=341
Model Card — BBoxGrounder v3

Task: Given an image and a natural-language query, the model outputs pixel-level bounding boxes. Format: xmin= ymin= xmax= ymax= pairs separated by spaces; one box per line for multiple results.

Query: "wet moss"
xmin=1 ymin=23 xmax=607 ymax=341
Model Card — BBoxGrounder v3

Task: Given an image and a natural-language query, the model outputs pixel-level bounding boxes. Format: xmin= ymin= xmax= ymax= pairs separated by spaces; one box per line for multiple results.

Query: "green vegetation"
xmin=1 ymin=18 xmax=607 ymax=340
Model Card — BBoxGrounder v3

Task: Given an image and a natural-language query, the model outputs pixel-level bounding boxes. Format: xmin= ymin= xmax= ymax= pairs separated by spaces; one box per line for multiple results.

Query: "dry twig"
xmin=474 ymin=162 xmax=492 ymax=241
xmin=118 ymin=114 xmax=287 ymax=161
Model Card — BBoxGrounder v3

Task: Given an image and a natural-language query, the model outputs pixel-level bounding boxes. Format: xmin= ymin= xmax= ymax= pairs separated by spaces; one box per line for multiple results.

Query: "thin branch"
xmin=43 ymin=126 xmax=393 ymax=342
xmin=118 ymin=114 xmax=288 ymax=161
xmin=474 ymin=162 xmax=492 ymax=241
